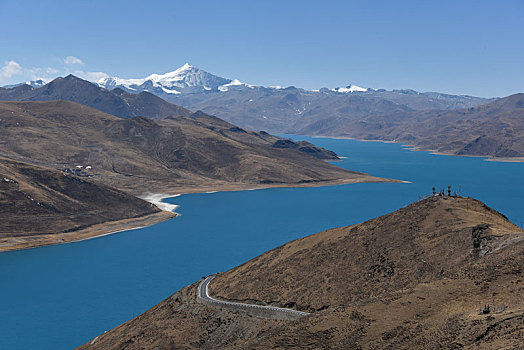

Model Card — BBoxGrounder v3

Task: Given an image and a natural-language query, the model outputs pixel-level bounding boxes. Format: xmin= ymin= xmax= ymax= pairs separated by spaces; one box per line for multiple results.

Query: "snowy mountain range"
xmin=97 ymin=63 xmax=248 ymax=95
xmin=96 ymin=63 xmax=368 ymax=95
xmin=93 ymin=63 xmax=490 ymax=135
xmin=2 ymin=64 xmax=492 ymax=140
xmin=3 ymin=79 xmax=46 ymax=89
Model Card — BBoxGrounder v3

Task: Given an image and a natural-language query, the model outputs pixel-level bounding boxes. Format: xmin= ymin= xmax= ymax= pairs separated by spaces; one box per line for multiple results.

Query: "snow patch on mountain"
xmin=218 ymin=79 xmax=253 ymax=92
xmin=160 ymin=86 xmax=181 ymax=94
xmin=27 ymin=79 xmax=46 ymax=88
xmin=3 ymin=79 xmax=46 ymax=89
xmin=97 ymin=76 xmax=144 ymax=91
xmin=331 ymin=84 xmax=369 ymax=93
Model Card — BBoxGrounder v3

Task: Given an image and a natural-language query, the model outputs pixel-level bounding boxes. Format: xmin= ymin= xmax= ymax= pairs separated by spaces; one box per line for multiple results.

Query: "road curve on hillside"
xmin=197 ymin=275 xmax=309 ymax=320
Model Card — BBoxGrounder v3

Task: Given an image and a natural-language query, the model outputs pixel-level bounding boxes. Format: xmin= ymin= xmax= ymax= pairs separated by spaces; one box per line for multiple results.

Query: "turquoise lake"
xmin=1 ymin=136 xmax=523 ymax=349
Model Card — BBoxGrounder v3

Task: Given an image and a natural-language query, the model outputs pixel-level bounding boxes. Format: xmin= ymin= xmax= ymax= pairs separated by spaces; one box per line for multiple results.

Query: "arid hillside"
xmin=0 ymin=100 xmax=386 ymax=195
xmin=0 ymin=157 xmax=171 ymax=251
xmin=79 ymin=196 xmax=524 ymax=349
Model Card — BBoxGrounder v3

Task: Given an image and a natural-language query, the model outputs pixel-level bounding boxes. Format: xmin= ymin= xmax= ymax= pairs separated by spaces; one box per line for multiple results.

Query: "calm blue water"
xmin=1 ymin=136 xmax=523 ymax=349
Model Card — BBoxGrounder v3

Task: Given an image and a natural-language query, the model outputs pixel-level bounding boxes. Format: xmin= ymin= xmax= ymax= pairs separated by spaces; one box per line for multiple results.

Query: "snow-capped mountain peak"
xmin=96 ymin=64 xmax=374 ymax=96
xmin=330 ymin=84 xmax=369 ymax=93
xmin=97 ymin=63 xmax=232 ymax=94
xmin=145 ymin=63 xmax=196 ymax=83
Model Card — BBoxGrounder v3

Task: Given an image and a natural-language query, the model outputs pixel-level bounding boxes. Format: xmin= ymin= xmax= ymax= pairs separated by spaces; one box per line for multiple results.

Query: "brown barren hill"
xmin=0 ymin=100 xmax=391 ymax=250
xmin=79 ymin=196 xmax=524 ymax=349
xmin=0 ymin=157 xmax=173 ymax=252
xmin=0 ymin=100 xmax=390 ymax=195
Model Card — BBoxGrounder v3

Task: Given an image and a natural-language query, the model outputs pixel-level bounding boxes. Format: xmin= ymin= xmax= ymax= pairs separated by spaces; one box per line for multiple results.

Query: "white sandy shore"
xmin=140 ymin=193 xmax=180 ymax=213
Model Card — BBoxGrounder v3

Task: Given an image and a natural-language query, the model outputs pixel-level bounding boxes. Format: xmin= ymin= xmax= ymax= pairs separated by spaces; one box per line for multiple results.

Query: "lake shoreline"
xmin=0 ymin=211 xmax=177 ymax=253
xmin=310 ymin=135 xmax=524 ymax=163
xmin=3 ymin=134 xmax=522 ymax=350
xmin=144 ymin=175 xmax=401 ymax=197
xmin=0 ymin=176 xmax=401 ymax=253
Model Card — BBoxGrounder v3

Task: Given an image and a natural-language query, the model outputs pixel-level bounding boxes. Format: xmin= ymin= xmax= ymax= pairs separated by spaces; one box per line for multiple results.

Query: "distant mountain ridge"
xmin=96 ymin=63 xmax=370 ymax=95
xmin=311 ymin=93 xmax=524 ymax=158
xmin=4 ymin=68 xmax=513 ymax=158
xmin=2 ymin=66 xmax=492 ymax=132
xmin=93 ymin=64 xmax=493 ymax=137
xmin=163 ymin=85 xmax=491 ymax=135
xmin=0 ymin=75 xmax=191 ymax=119
xmin=96 ymin=63 xmax=483 ymax=100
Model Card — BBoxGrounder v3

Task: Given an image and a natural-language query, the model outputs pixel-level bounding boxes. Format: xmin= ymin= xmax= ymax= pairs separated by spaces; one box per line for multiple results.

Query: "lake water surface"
xmin=1 ymin=136 xmax=523 ymax=349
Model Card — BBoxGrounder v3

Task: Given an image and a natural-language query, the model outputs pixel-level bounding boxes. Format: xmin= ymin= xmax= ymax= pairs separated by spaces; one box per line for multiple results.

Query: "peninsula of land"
xmin=0 ymin=76 xmax=395 ymax=251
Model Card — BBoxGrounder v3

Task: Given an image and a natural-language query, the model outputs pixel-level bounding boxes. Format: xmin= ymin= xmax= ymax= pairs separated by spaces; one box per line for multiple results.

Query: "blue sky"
xmin=0 ymin=0 xmax=523 ymax=97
